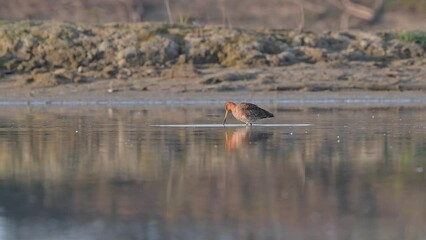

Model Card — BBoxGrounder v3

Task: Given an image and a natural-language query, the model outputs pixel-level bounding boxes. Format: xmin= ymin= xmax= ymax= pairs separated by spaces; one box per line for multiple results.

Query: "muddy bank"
xmin=0 ymin=21 xmax=426 ymax=95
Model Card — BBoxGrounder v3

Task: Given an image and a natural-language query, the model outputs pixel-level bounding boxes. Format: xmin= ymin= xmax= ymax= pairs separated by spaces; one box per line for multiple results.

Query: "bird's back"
xmin=236 ymin=103 xmax=274 ymax=122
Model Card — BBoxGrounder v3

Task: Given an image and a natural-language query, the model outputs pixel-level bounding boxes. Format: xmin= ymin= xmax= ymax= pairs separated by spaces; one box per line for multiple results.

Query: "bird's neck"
xmin=227 ymin=102 xmax=236 ymax=112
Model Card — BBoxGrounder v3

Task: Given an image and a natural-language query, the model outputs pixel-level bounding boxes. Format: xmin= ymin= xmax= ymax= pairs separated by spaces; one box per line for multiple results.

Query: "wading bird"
xmin=223 ymin=102 xmax=274 ymax=125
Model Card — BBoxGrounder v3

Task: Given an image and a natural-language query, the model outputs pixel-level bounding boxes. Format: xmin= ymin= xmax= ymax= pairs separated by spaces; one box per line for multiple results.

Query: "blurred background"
xmin=0 ymin=0 xmax=425 ymax=30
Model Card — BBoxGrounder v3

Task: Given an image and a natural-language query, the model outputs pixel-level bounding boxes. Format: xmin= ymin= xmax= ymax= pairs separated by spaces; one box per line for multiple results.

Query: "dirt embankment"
xmin=0 ymin=21 xmax=426 ymax=95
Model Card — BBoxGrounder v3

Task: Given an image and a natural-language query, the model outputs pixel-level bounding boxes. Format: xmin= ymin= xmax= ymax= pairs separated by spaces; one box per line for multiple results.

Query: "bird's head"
xmin=225 ymin=101 xmax=236 ymax=111
xmin=223 ymin=102 xmax=236 ymax=125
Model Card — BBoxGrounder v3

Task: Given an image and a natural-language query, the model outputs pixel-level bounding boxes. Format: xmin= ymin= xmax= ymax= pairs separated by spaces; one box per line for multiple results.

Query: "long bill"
xmin=223 ymin=110 xmax=229 ymax=125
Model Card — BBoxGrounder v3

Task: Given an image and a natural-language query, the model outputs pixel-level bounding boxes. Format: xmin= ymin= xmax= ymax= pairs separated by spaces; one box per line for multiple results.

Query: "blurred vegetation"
xmin=398 ymin=31 xmax=426 ymax=49
xmin=386 ymin=0 xmax=426 ymax=14
xmin=0 ymin=0 xmax=425 ymax=30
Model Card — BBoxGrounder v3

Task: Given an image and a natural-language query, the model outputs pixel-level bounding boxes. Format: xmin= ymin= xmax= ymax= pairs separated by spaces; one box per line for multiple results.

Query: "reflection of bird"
xmin=223 ymin=102 xmax=274 ymax=125
xmin=225 ymin=127 xmax=272 ymax=150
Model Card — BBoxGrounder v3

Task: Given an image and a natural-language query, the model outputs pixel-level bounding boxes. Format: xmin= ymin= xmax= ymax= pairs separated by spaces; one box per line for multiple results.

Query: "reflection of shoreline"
xmin=0 ymin=107 xmax=424 ymax=240
xmin=224 ymin=127 xmax=273 ymax=150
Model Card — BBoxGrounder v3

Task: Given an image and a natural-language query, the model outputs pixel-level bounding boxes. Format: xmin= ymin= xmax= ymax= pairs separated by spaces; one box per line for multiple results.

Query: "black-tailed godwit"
xmin=223 ymin=102 xmax=274 ymax=125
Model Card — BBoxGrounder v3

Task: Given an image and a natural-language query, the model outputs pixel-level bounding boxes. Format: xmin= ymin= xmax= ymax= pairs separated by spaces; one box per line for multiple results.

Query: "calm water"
xmin=0 ymin=104 xmax=425 ymax=240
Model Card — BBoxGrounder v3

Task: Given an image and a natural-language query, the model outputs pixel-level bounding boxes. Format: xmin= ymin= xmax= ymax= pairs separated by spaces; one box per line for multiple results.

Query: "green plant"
xmin=178 ymin=14 xmax=191 ymax=24
xmin=398 ymin=31 xmax=426 ymax=49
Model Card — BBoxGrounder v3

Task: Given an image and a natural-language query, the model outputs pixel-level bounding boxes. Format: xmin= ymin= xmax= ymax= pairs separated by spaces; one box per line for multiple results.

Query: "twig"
xmin=340 ymin=12 xmax=350 ymax=30
xmin=219 ymin=0 xmax=231 ymax=28
xmin=286 ymin=0 xmax=305 ymax=33
xmin=324 ymin=0 xmax=385 ymax=29
xmin=164 ymin=0 xmax=173 ymax=23
xmin=295 ymin=0 xmax=305 ymax=33
xmin=340 ymin=0 xmax=374 ymax=20
xmin=302 ymin=0 xmax=327 ymax=13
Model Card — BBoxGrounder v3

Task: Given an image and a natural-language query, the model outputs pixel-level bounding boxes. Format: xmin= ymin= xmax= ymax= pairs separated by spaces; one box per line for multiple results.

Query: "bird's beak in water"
xmin=223 ymin=110 xmax=229 ymax=125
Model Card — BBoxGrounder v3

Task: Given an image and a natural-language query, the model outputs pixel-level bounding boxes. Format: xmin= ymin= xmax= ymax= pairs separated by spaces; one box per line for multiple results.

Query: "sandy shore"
xmin=1 ymin=60 xmax=426 ymax=104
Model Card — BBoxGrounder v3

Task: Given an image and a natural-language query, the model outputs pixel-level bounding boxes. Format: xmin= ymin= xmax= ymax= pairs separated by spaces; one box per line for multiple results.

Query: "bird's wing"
xmin=239 ymin=103 xmax=261 ymax=110
xmin=240 ymin=103 xmax=274 ymax=118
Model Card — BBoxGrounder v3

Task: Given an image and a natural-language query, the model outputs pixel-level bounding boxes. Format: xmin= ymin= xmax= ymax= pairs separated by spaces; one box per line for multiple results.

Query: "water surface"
xmin=0 ymin=105 xmax=425 ymax=240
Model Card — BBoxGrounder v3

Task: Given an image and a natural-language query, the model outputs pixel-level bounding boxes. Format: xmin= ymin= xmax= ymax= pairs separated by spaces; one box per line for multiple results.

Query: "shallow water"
xmin=0 ymin=104 xmax=425 ymax=240
xmin=151 ymin=123 xmax=312 ymax=127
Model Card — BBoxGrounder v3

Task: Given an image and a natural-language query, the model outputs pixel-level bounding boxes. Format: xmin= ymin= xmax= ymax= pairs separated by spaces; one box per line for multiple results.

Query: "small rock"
xmin=73 ymin=75 xmax=88 ymax=83
xmin=161 ymin=64 xmax=200 ymax=79
xmin=117 ymin=46 xmax=142 ymax=67
xmin=102 ymin=65 xmax=118 ymax=78
xmin=337 ymin=73 xmax=352 ymax=81
xmin=267 ymin=51 xmax=296 ymax=66
xmin=359 ymin=40 xmax=370 ymax=49
xmin=32 ymin=72 xmax=70 ymax=87
xmin=292 ymin=33 xmax=316 ymax=47
xmin=117 ymin=69 xmax=132 ymax=80
xmin=98 ymin=40 xmax=111 ymax=52
xmin=201 ymin=77 xmax=223 ymax=85
xmin=176 ymin=54 xmax=187 ymax=64
xmin=139 ymin=35 xmax=179 ymax=65
xmin=145 ymin=68 xmax=157 ymax=76
xmin=298 ymin=47 xmax=327 ymax=62
xmin=366 ymin=42 xmax=386 ymax=57
xmin=201 ymin=72 xmax=258 ymax=85
xmin=14 ymin=74 xmax=34 ymax=86
xmin=54 ymin=68 xmax=76 ymax=81
xmin=400 ymin=44 xmax=424 ymax=58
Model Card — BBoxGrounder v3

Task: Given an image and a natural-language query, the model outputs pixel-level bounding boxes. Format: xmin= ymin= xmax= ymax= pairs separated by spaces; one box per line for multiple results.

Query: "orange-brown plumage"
xmin=223 ymin=102 xmax=274 ymax=125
